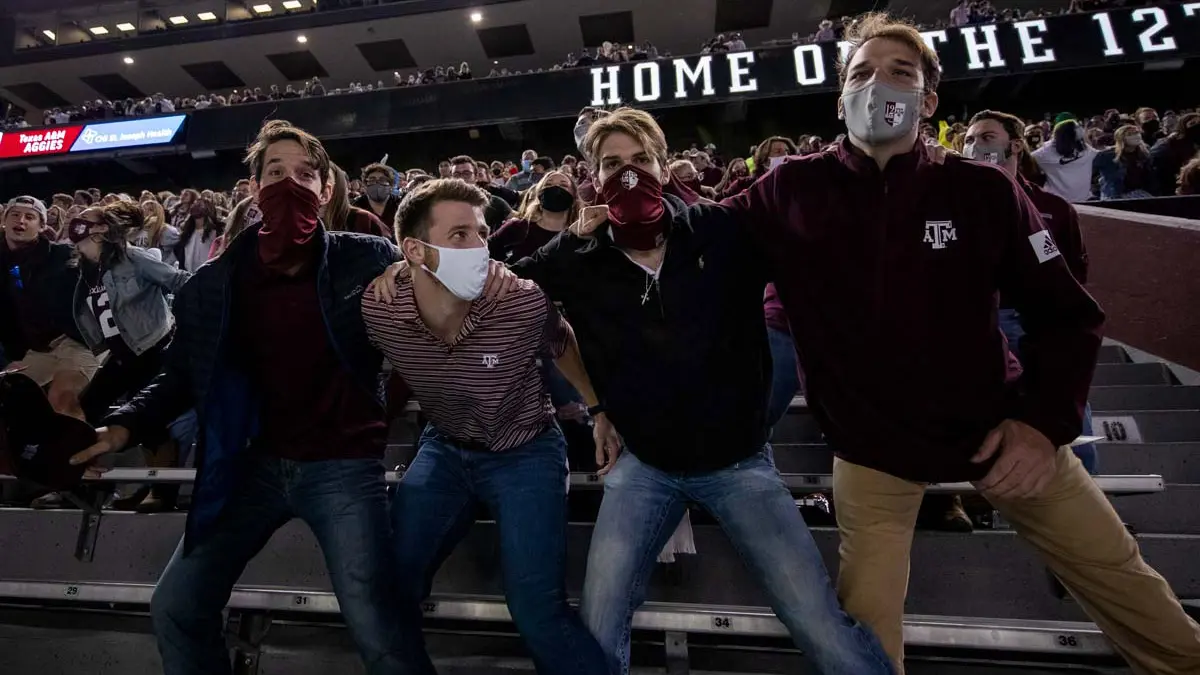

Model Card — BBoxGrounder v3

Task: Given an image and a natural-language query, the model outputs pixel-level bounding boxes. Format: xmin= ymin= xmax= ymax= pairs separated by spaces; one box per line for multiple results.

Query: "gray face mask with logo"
xmin=962 ymin=140 xmax=1011 ymax=166
xmin=841 ymin=81 xmax=923 ymax=145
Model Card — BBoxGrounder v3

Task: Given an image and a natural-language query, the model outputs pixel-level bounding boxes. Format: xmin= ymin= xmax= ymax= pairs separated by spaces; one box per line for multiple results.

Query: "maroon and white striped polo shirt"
xmin=362 ymin=274 xmax=571 ymax=451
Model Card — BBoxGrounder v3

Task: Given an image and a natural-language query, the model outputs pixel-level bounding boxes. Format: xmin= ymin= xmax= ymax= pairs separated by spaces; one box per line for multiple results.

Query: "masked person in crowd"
xmin=668 ymin=159 xmax=717 ymax=200
xmin=0 ymin=196 xmax=100 ymax=422
xmin=715 ymin=157 xmax=750 ymax=198
xmin=353 ymin=163 xmax=402 ymax=229
xmin=963 ymin=109 xmax=1098 ymax=475
xmin=326 ymin=163 xmax=391 ymax=239
xmin=68 ymin=202 xmax=191 ymax=512
xmin=723 ymin=136 xmax=798 ymax=198
xmin=1135 ymin=107 xmax=1165 ymax=145
xmin=1150 ymin=111 xmax=1200 ymax=197
xmin=68 ymin=119 xmax=456 ymax=675
xmin=695 ymin=14 xmax=1196 ymax=673
xmin=691 ymin=151 xmax=724 ymax=187
xmin=488 ymin=171 xmax=580 ymax=263
xmin=174 ymin=197 xmax=220 ymax=273
xmin=506 ymin=150 xmax=545 ymax=192
xmin=1095 ymin=125 xmax=1160 ymax=200
xmin=499 ymin=108 xmax=896 ymax=674
xmin=1031 ymin=119 xmax=1099 ymax=202
xmin=475 ymin=162 xmax=520 ymax=208
xmin=362 ymin=179 xmax=611 ymax=675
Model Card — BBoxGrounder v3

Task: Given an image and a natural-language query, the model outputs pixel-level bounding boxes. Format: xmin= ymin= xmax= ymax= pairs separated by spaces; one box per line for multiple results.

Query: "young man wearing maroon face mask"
xmin=512 ymin=108 xmax=895 ymax=674
xmin=67 ymin=120 xmax=521 ymax=675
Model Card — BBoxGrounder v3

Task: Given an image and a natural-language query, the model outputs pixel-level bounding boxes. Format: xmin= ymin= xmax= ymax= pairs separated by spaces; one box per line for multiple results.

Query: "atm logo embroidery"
xmin=482 ymin=354 xmax=500 ymax=369
xmin=923 ymin=221 xmax=956 ymax=250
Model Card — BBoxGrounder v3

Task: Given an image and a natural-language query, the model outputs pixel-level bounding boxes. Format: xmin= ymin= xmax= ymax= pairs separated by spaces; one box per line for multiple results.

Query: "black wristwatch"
xmin=587 ymin=404 xmax=607 ymax=417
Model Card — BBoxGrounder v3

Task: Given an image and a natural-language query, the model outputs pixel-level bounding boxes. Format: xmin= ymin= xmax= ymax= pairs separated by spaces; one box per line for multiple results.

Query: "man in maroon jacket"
xmin=963 ymin=109 xmax=1099 ymax=475
xmin=721 ymin=14 xmax=1200 ymax=673
xmin=568 ymin=13 xmax=1200 ymax=675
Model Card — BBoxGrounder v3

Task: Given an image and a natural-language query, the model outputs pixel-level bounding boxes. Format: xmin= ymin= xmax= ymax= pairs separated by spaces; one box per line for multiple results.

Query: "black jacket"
xmin=352 ymin=193 xmax=401 ymax=231
xmin=0 ymin=236 xmax=86 ymax=360
xmin=513 ymin=195 xmax=771 ymax=472
xmin=107 ymin=225 xmax=398 ymax=551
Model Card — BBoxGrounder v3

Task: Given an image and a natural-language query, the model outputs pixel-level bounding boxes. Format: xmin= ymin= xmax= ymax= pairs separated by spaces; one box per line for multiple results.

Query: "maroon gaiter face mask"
xmin=600 ymin=164 xmax=667 ymax=250
xmin=257 ymin=177 xmax=321 ymax=271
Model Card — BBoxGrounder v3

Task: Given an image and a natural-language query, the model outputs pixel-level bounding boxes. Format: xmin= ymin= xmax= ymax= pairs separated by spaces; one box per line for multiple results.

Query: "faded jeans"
xmin=580 ymin=447 xmax=895 ymax=675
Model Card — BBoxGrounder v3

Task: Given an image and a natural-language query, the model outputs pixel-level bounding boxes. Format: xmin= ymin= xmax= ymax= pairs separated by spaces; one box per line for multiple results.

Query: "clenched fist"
xmin=570 ymin=205 xmax=610 ymax=238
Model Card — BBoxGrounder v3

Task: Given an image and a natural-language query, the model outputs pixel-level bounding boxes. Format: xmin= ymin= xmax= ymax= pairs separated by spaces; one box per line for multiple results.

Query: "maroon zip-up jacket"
xmin=721 ymin=139 xmax=1105 ymax=482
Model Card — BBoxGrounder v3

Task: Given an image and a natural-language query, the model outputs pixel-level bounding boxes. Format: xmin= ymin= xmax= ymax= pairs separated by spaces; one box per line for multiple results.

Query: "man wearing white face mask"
xmin=360 ymin=179 xmax=615 ymax=675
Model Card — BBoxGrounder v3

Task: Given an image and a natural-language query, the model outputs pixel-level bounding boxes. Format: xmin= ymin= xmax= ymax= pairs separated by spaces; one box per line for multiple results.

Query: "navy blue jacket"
xmin=0 ymin=236 xmax=86 ymax=360
xmin=107 ymin=225 xmax=398 ymax=551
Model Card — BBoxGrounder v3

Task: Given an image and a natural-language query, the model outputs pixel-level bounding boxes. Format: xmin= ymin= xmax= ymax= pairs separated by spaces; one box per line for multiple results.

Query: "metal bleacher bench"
xmin=0 ymin=580 xmax=1118 ymax=659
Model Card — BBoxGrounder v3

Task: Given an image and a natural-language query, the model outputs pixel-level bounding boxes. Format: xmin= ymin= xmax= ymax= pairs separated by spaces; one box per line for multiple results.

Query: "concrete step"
xmin=1096 ymin=345 xmax=1129 ymax=364
xmin=770 ymin=443 xmax=1200 ymax=483
xmin=1091 ymin=363 xmax=1175 ymax=386
xmin=0 ymin=511 xmax=1193 ymax=623
xmin=1113 ymin=485 xmax=1200 ymax=535
xmin=772 ymin=409 xmax=1200 ymax=445
xmin=1089 ymin=385 xmax=1200 ymax=411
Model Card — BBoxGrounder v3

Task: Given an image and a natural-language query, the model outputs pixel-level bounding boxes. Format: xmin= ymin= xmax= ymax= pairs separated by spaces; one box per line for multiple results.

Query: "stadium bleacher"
xmin=1 ymin=340 xmax=1197 ymax=673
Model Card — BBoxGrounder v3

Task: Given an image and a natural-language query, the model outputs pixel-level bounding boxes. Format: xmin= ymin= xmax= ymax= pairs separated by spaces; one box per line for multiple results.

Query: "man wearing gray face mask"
xmin=679 ymin=11 xmax=1198 ymax=674
xmin=963 ymin=109 xmax=1097 ymax=476
xmin=353 ymin=162 xmax=402 ymax=229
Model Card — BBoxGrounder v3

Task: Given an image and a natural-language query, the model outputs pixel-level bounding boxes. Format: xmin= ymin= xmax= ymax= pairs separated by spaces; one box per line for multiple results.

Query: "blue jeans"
xmin=391 ymin=425 xmax=608 ymax=675
xmin=151 ymin=457 xmax=427 ymax=675
xmin=580 ymin=448 xmax=895 ymax=675
xmin=998 ymin=308 xmax=1098 ymax=474
xmin=766 ymin=326 xmax=801 ymax=430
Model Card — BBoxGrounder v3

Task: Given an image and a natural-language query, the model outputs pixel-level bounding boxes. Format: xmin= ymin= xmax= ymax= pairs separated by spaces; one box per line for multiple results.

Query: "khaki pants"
xmin=6 ymin=336 xmax=100 ymax=386
xmin=833 ymin=449 xmax=1200 ymax=675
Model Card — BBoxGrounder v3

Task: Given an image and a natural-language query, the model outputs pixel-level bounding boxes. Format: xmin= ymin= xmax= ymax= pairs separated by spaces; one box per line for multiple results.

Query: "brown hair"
xmin=583 ymin=107 xmax=669 ymax=172
xmin=213 ymin=196 xmax=261 ymax=257
xmin=1178 ymin=156 xmax=1200 ymax=195
xmin=395 ymin=178 xmax=490 ymax=243
xmin=244 ymin=119 xmax=330 ymax=187
xmin=361 ymin=162 xmax=397 ymax=183
xmin=752 ymin=136 xmax=798 ymax=176
xmin=449 ymin=154 xmax=476 ymax=166
xmin=325 ymin=163 xmax=352 ymax=231
xmin=839 ymin=12 xmax=941 ymax=96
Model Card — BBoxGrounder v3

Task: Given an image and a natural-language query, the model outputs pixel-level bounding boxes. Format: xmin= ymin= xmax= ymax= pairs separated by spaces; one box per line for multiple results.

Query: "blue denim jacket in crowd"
xmin=73 ymin=246 xmax=191 ymax=355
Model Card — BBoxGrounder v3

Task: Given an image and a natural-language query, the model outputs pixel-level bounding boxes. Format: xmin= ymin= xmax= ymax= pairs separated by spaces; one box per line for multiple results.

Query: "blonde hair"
xmin=1114 ymin=124 xmax=1149 ymax=159
xmin=583 ymin=107 xmax=669 ymax=173
xmin=140 ymin=200 xmax=167 ymax=248
xmin=515 ymin=171 xmax=581 ymax=224
xmin=839 ymin=12 xmax=941 ymax=96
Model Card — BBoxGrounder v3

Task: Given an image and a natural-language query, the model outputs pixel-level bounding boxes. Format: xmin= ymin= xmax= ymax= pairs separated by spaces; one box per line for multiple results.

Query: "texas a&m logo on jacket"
xmin=923 ymin=221 xmax=956 ymax=250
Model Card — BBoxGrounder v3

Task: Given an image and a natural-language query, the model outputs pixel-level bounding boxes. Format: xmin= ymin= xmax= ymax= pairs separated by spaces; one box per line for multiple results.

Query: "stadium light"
xmin=116 ymin=23 xmax=135 ymax=31
xmin=296 ymin=34 xmax=308 ymax=43
xmin=42 ymin=29 xmax=56 ymax=40
xmin=197 ymin=12 xmax=217 ymax=21
xmin=168 ymin=15 xmax=189 ymax=25
xmin=253 ymin=4 xmax=273 ymax=13
xmin=123 ymin=56 xmax=134 ymax=64
xmin=470 ymin=12 xmax=482 ymax=23
xmin=282 ymin=0 xmax=303 ymax=8
xmin=89 ymin=26 xmax=109 ymax=35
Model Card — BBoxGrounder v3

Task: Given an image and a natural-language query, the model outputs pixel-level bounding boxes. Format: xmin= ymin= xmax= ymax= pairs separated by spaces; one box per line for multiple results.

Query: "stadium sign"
xmin=0 ymin=115 xmax=186 ymax=161
xmin=589 ymin=4 xmax=1200 ymax=106
xmin=0 ymin=126 xmax=85 ymax=158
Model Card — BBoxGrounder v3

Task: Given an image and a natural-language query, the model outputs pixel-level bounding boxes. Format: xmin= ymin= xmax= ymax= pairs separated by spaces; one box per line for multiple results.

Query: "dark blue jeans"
xmin=151 ymin=457 xmax=429 ymax=675
xmin=766 ymin=326 xmax=802 ymax=430
xmin=580 ymin=448 xmax=895 ymax=675
xmin=391 ymin=425 xmax=608 ymax=675
xmin=998 ymin=308 xmax=1098 ymax=474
